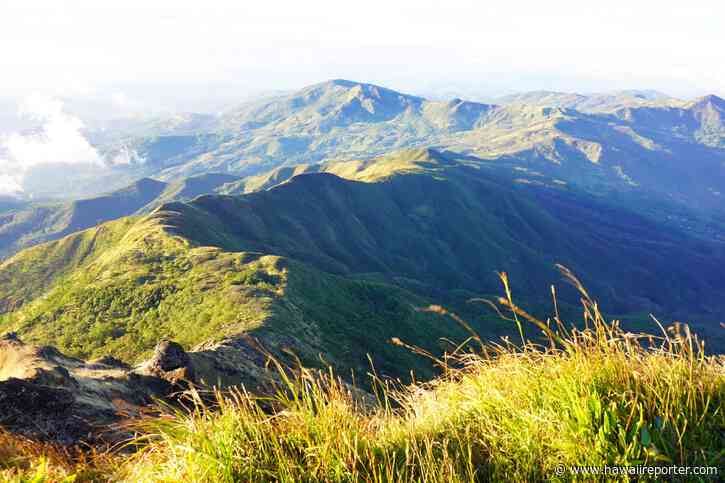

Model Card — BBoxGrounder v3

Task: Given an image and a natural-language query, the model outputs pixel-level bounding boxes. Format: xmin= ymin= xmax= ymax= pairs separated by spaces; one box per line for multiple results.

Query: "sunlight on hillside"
xmin=3 ymin=270 xmax=722 ymax=482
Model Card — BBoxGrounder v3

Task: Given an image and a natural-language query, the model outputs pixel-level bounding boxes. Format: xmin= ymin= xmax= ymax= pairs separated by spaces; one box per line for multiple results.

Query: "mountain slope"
xmin=218 ymin=145 xmax=725 ymax=243
xmin=162 ymin=166 xmax=725 ymax=317
xmin=0 ymin=173 xmax=239 ymax=259
xmin=150 ymin=80 xmax=496 ymax=179
xmin=497 ymin=89 xmax=684 ymax=112
xmin=0 ymin=212 xmax=464 ymax=382
xmin=103 ymin=80 xmax=723 ymax=225
xmin=686 ymin=94 xmax=725 ymax=147
xmin=217 ymin=147 xmax=457 ymax=193
xmin=2 ymin=159 xmax=724 ymax=372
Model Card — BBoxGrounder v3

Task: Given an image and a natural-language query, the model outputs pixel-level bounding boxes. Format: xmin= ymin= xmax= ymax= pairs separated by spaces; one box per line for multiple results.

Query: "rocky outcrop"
xmin=0 ymin=333 xmax=284 ymax=444
xmin=0 ymin=332 xmax=373 ymax=444
xmin=135 ymin=340 xmax=196 ymax=384
xmin=0 ymin=334 xmax=178 ymax=443
xmin=0 ymin=377 xmax=82 ymax=443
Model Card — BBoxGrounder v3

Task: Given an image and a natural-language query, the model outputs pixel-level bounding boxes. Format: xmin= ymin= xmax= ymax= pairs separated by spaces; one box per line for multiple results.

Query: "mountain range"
xmin=0 ymin=173 xmax=238 ymax=258
xmin=1 ymin=80 xmax=725 ymax=399
xmin=86 ymin=80 xmax=725 ymax=231
xmin=1 ymin=147 xmax=724 ymax=374
xmin=7 ymin=79 xmax=719 ymax=209
xmin=99 ymin=80 xmax=724 ymax=165
xmin=4 ymin=80 xmax=725 ymax=256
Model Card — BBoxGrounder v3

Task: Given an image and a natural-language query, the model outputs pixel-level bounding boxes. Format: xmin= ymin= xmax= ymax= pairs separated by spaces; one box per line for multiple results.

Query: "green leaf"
xmin=640 ymin=426 xmax=651 ymax=447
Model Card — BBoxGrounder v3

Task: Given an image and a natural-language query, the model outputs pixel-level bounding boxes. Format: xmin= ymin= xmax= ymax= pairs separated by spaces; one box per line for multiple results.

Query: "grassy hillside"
xmin=218 ymin=147 xmax=452 ymax=194
xmin=0 ymin=173 xmax=239 ymax=259
xmin=122 ymin=285 xmax=725 ymax=482
xmin=164 ymin=160 xmax=725 ymax=322
xmin=3 ymin=274 xmax=723 ymax=482
xmin=2 ymin=157 xmax=725 ymax=366
xmin=0 ymin=178 xmax=167 ymax=259
xmin=0 ymin=210 xmax=468 ymax=382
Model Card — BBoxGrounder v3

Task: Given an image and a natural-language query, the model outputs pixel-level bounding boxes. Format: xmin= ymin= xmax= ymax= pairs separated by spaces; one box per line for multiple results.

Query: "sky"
xmin=0 ymin=0 xmax=722 ymax=112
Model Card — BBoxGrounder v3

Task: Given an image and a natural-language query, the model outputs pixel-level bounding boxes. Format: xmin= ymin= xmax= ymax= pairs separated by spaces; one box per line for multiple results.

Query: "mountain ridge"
xmin=0 ymin=173 xmax=240 ymax=258
xmin=14 ymin=78 xmax=720 ymax=222
xmin=4 ymin=159 xmax=724 ymax=367
xmin=139 ymin=80 xmax=725 ymax=219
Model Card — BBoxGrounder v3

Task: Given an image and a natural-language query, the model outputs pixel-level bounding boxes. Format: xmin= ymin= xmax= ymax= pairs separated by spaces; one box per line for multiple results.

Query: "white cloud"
xmin=108 ymin=145 xmax=146 ymax=165
xmin=0 ymin=172 xmax=23 ymax=196
xmin=0 ymin=94 xmax=147 ymax=195
xmin=2 ymin=94 xmax=102 ymax=169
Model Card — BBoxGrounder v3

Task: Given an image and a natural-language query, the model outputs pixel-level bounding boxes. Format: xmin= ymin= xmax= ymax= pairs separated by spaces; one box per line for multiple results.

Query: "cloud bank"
xmin=0 ymin=173 xmax=23 ymax=196
xmin=0 ymin=95 xmax=121 ymax=196
xmin=3 ymin=94 xmax=103 ymax=170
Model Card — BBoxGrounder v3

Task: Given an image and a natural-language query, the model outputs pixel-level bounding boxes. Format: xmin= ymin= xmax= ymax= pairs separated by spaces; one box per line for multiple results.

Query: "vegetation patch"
xmin=3 ymin=272 xmax=722 ymax=482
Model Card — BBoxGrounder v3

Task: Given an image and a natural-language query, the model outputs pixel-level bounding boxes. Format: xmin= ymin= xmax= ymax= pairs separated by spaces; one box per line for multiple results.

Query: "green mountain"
xmin=139 ymin=80 xmax=497 ymax=180
xmin=0 ymin=211 xmax=462 ymax=383
xmin=496 ymin=89 xmax=684 ymax=112
xmin=84 ymin=81 xmax=724 ymax=227
xmin=162 ymin=153 xmax=725 ymax=320
xmin=0 ymin=173 xmax=239 ymax=258
xmin=2 ymin=151 xmax=724 ymax=380
xmin=11 ymin=80 xmax=725 ymax=232
xmin=2 ymin=79 xmax=725 ymax=391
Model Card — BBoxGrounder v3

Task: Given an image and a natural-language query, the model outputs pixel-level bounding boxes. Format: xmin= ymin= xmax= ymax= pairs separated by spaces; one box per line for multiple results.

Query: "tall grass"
xmin=119 ymin=267 xmax=724 ymax=482
xmin=2 ymin=268 xmax=723 ymax=481
xmin=0 ymin=429 xmax=114 ymax=482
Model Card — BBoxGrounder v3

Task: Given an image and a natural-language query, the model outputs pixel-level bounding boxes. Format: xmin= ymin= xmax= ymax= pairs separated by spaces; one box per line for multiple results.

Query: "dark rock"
xmin=0 ymin=338 xmax=204 ymax=444
xmin=90 ymin=355 xmax=131 ymax=369
xmin=154 ymin=341 xmax=190 ymax=371
xmin=1 ymin=331 xmax=19 ymax=342
xmin=127 ymin=372 xmax=174 ymax=397
xmin=139 ymin=340 xmax=196 ymax=383
xmin=31 ymin=366 xmax=79 ymax=388
xmin=0 ymin=378 xmax=88 ymax=443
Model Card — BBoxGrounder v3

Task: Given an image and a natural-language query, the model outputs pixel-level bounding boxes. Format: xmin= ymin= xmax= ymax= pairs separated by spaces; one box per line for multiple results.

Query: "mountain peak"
xmin=324 ymin=79 xmax=359 ymax=88
xmin=308 ymin=79 xmax=383 ymax=92
xmin=614 ymin=89 xmax=672 ymax=101
xmin=305 ymin=79 xmax=424 ymax=101
xmin=122 ymin=177 xmax=167 ymax=195
xmin=688 ymin=94 xmax=725 ymax=110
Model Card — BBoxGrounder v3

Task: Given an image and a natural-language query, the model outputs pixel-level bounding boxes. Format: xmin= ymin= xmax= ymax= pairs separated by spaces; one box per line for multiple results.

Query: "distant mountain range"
xmin=4 ymin=78 xmax=725 ymax=256
xmin=1 ymin=80 xmax=725 ymax=388
xmin=1 ymin=148 xmax=724 ymax=374
xmin=83 ymin=80 xmax=724 ymax=214
xmin=6 ymin=80 xmax=722 ymax=222
xmin=495 ymin=89 xmax=683 ymax=111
